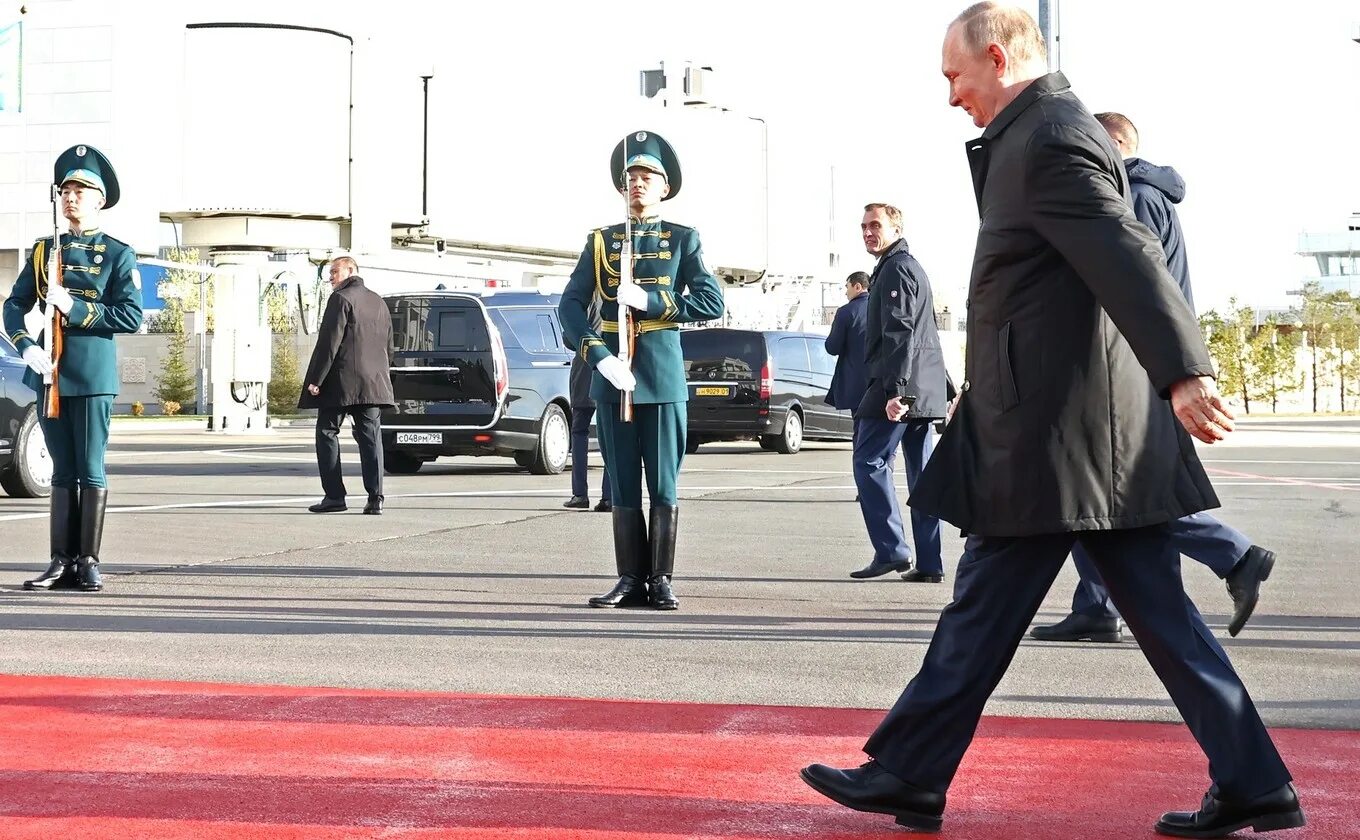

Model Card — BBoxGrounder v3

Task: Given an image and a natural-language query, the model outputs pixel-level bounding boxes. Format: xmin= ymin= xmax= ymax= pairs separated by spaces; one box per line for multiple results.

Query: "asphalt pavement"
xmin=2 ymin=416 xmax=1357 ymax=730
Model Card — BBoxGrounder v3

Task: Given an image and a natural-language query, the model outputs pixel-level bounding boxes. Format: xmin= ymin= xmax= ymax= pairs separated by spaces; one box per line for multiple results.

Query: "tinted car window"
xmin=774 ymin=336 xmax=810 ymax=373
xmin=497 ymin=308 xmax=561 ymax=353
xmin=388 ymin=296 xmax=490 ymax=353
xmin=0 ymin=335 xmax=15 ymax=358
xmin=806 ymin=338 xmax=836 ymax=376
xmin=681 ymin=329 xmax=764 ymax=382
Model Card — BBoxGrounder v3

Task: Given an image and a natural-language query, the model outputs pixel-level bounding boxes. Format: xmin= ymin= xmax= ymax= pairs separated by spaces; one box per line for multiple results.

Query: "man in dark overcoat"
xmin=801 ymin=4 xmax=1302 ymax=837
xmin=300 ymin=256 xmax=394 ymax=514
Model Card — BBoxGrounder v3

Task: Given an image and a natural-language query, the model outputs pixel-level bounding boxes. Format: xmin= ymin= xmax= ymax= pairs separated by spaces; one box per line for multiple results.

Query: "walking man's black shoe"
xmin=1226 ymin=545 xmax=1275 ymax=637
xmin=308 ymin=498 xmax=347 ymax=513
xmin=563 ymin=496 xmax=589 ymax=510
xmin=593 ymin=499 xmax=612 ymax=513
xmin=1030 ymin=612 xmax=1123 ymax=643
xmin=901 ymin=569 xmax=944 ymax=583
xmin=800 ymin=760 xmax=945 ymax=832
xmin=850 ymin=557 xmax=911 ymax=579
xmin=1155 ymin=783 xmax=1304 ymax=837
xmin=363 ymin=496 xmax=383 ymax=515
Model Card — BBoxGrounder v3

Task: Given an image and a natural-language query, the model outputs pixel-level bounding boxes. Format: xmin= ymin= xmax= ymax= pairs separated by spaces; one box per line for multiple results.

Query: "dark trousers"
xmin=1071 ymin=512 xmax=1254 ymax=619
xmin=569 ymin=405 xmax=611 ymax=501
xmin=852 ymin=417 xmax=942 ymax=573
xmin=39 ymin=395 xmax=113 ymax=489
xmin=596 ymin=402 xmax=685 ymax=508
xmin=864 ymin=526 xmax=1291 ymax=801
xmin=315 ymin=405 xmax=383 ymax=501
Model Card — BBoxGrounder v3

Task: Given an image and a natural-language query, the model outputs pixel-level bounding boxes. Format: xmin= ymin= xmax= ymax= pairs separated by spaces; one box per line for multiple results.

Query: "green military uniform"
xmin=558 ymin=131 xmax=725 ymax=610
xmin=2 ymin=145 xmax=142 ymax=592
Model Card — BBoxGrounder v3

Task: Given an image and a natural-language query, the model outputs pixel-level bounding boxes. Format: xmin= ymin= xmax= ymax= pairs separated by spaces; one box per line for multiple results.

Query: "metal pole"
xmin=420 ymin=73 xmax=433 ymax=220
xmin=1038 ymin=0 xmax=1060 ymax=72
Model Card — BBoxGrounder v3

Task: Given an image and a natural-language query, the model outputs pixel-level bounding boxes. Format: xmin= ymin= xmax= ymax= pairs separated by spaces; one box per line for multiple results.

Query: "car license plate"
xmin=695 ymin=386 xmax=730 ymax=397
xmin=396 ymin=432 xmax=442 ymax=445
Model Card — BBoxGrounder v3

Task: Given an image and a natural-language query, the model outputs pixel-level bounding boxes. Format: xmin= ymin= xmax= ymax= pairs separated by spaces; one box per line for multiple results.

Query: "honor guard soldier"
xmin=3 ymin=145 xmax=143 ymax=592
xmin=558 ymin=131 xmax=725 ymax=610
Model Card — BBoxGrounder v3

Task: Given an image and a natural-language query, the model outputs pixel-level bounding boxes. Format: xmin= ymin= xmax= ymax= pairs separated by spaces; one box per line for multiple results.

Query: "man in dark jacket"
xmin=565 ymin=297 xmax=612 ymax=512
xmin=299 ymin=257 xmax=395 ymax=515
xmin=824 ymin=271 xmax=870 ymax=412
xmin=801 ymin=4 xmax=1301 ymax=837
xmin=1033 ymin=112 xmax=1278 ymax=644
xmin=847 ymin=205 xmax=953 ymax=583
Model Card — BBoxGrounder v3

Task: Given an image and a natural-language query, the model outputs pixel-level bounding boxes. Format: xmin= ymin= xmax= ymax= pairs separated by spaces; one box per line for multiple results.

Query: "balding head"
xmin=943 ymin=3 xmax=1049 ymax=128
xmin=1095 ymin=112 xmax=1140 ymax=157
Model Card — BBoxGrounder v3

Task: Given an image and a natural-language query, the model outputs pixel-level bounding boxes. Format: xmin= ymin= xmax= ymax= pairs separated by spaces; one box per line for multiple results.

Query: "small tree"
xmin=155 ymin=327 xmax=197 ymax=414
xmin=1203 ymin=300 xmax=1254 ymax=413
xmin=268 ymin=334 xmax=303 ymax=417
xmin=1248 ymin=319 xmax=1302 ymax=413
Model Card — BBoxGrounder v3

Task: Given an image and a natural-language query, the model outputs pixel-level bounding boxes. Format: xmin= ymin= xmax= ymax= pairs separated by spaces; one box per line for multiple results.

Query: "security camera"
xmin=435 ymin=239 xmax=446 ymax=253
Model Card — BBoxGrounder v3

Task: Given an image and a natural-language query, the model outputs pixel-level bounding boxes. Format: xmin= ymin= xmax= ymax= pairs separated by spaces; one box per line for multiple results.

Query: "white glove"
xmin=615 ymin=281 xmax=647 ymax=311
xmin=45 ymin=284 xmax=74 ymax=314
xmin=22 ymin=345 xmax=54 ymax=376
xmin=596 ymin=354 xmax=637 ymax=392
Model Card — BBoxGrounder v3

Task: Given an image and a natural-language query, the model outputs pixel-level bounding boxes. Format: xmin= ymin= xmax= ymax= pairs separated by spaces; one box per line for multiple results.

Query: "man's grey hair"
xmin=333 ymin=255 xmax=359 ymax=273
xmin=1094 ymin=112 xmax=1140 ymax=154
xmin=950 ymin=2 xmax=1048 ymax=68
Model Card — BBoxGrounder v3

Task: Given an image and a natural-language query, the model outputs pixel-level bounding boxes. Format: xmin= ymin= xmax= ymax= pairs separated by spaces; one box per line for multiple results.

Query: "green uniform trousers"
xmin=596 ymin=402 xmax=686 ymax=508
xmin=38 ymin=395 xmax=113 ymax=489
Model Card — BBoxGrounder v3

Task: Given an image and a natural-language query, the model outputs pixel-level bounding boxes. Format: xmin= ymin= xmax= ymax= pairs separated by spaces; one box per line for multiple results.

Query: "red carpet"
xmin=0 ymin=674 xmax=1350 ymax=838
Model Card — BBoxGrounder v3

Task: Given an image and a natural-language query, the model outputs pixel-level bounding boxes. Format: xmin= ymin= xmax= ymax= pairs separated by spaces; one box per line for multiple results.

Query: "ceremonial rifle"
xmin=618 ymin=137 xmax=635 ymax=423
xmin=43 ymin=184 xmax=63 ymax=419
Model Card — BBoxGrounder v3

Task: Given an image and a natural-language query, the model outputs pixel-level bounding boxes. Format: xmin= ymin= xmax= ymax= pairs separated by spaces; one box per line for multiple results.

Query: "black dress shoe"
xmin=563 ymin=496 xmax=590 ymax=510
xmin=850 ymin=557 xmax=911 ymax=579
xmin=593 ymin=499 xmax=612 ymax=513
xmin=901 ymin=569 xmax=944 ymax=583
xmin=1030 ymin=612 xmax=1123 ymax=643
xmin=363 ymin=496 xmax=383 ymax=515
xmin=1226 ymin=545 xmax=1275 ymax=637
xmin=800 ymin=760 xmax=945 ymax=832
xmin=24 ymin=558 xmax=78 ymax=591
xmin=308 ymin=498 xmax=347 ymax=513
xmin=1156 ymin=783 xmax=1304 ymax=837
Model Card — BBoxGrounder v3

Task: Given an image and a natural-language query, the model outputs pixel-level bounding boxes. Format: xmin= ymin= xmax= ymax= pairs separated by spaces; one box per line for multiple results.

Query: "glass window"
xmin=497 ymin=308 xmax=562 ymax=353
xmin=680 ymin=328 xmax=763 ymax=381
xmin=774 ymin=336 xmax=809 ymax=373
xmin=805 ymin=338 xmax=836 ymax=376
xmin=386 ymin=296 xmax=489 ymax=353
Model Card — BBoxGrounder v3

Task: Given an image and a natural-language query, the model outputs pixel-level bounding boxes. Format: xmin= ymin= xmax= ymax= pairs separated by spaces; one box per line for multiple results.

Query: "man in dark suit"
xmin=299 ymin=256 xmax=395 ymax=515
xmin=801 ymin=4 xmax=1302 ymax=837
xmin=564 ymin=302 xmax=612 ymax=512
xmin=846 ymin=205 xmax=952 ymax=584
xmin=824 ymin=271 xmax=870 ymax=413
xmin=1033 ymin=112 xmax=1278 ymax=644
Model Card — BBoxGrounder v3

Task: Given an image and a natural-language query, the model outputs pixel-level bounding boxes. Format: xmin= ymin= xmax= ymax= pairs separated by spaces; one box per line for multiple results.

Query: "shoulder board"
xmin=662 ymin=221 xmax=693 ymax=234
xmin=97 ymin=233 xmax=133 ymax=250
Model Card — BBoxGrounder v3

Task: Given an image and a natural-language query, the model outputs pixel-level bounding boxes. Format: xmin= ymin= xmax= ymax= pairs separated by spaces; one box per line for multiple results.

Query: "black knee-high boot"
xmin=648 ymin=505 xmax=679 ymax=610
xmin=589 ymin=507 xmax=649 ymax=607
xmin=23 ymin=487 xmax=80 ymax=590
xmin=75 ymin=487 xmax=107 ymax=592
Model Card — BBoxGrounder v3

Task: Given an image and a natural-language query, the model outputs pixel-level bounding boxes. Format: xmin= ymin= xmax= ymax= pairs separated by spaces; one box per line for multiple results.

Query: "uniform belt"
xmin=601 ymin=319 xmax=678 ymax=333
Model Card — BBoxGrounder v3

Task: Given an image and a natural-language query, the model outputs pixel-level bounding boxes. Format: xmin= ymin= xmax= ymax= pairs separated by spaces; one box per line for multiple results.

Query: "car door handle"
xmin=530 ymin=360 xmax=571 ymax=368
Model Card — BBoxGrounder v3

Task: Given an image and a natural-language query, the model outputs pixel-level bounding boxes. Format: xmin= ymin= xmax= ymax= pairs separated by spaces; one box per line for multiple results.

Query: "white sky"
xmin=354 ymin=0 xmax=1359 ymax=312
xmin=22 ymin=0 xmax=1351 ymax=311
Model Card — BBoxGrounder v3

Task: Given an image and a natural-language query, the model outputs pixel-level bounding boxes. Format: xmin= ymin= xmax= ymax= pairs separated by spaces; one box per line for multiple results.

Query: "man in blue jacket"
xmin=847 ymin=204 xmax=953 ymax=583
xmin=824 ymin=271 xmax=870 ymax=412
xmin=1030 ymin=112 xmax=1277 ymax=643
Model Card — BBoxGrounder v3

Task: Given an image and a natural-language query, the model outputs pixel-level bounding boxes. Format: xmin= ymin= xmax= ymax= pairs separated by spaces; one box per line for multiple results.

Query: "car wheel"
xmin=0 ymin=408 xmax=52 ymax=498
xmin=384 ymin=450 xmax=424 ymax=475
xmin=528 ymin=404 xmax=570 ymax=475
xmin=757 ymin=436 xmax=776 ymax=451
xmin=774 ymin=408 xmax=803 ymax=455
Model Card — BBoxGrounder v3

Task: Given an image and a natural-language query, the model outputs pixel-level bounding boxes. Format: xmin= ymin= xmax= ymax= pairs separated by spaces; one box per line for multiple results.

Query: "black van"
xmin=381 ymin=290 xmax=574 ymax=475
xmin=680 ymin=327 xmax=852 ymax=454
